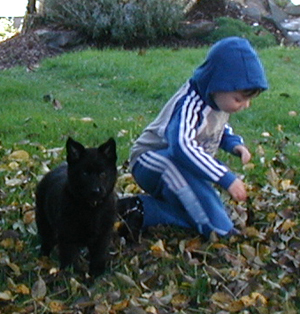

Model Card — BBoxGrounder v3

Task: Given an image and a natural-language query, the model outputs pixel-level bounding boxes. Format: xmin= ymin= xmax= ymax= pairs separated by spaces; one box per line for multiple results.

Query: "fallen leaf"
xmin=48 ymin=300 xmax=66 ymax=313
xmin=8 ymin=150 xmax=30 ymax=162
xmin=0 ymin=290 xmax=14 ymax=301
xmin=280 ymin=219 xmax=296 ymax=232
xmin=115 ymin=272 xmax=139 ymax=288
xmin=31 ymin=276 xmax=47 ymax=300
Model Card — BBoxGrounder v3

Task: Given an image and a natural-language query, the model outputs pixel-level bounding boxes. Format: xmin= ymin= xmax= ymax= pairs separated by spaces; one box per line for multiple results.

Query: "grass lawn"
xmin=0 ymin=46 xmax=300 ymax=313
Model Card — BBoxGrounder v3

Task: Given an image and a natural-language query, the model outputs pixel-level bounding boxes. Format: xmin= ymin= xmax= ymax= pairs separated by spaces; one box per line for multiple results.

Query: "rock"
xmin=34 ymin=29 xmax=84 ymax=50
xmin=241 ymin=0 xmax=269 ymax=21
xmin=285 ymin=3 xmax=300 ymax=16
xmin=178 ymin=20 xmax=215 ymax=39
xmin=267 ymin=0 xmax=289 ymax=22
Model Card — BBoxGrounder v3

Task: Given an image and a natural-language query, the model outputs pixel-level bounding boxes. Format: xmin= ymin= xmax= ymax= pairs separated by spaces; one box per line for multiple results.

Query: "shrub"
xmin=43 ymin=0 xmax=184 ymax=45
xmin=202 ymin=17 xmax=278 ymax=48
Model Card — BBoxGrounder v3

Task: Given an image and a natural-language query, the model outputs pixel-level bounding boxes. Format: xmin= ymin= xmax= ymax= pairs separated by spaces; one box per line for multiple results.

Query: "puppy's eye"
xmin=99 ymin=173 xmax=106 ymax=180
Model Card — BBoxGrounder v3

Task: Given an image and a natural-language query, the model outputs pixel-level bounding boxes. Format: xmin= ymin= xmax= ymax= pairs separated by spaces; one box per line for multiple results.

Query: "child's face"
xmin=212 ymin=91 xmax=254 ymax=113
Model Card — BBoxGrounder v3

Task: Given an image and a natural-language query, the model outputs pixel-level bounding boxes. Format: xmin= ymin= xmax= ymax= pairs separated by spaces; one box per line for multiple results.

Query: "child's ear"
xmin=98 ymin=138 xmax=117 ymax=163
xmin=66 ymin=137 xmax=86 ymax=163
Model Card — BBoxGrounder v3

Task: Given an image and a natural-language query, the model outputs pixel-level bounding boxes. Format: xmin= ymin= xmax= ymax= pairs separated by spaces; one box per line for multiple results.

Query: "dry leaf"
xmin=31 ymin=276 xmax=47 ymax=300
xmin=0 ymin=290 xmax=14 ymax=301
xmin=211 ymin=292 xmax=233 ymax=309
xmin=80 ymin=117 xmax=94 ymax=122
xmin=171 ymin=294 xmax=189 ymax=309
xmin=115 ymin=272 xmax=139 ymax=288
xmin=23 ymin=210 xmax=35 ymax=224
xmin=8 ymin=150 xmax=30 ymax=161
xmin=280 ymin=219 xmax=296 ymax=232
xmin=15 ymin=284 xmax=30 ymax=295
xmin=288 ymin=111 xmax=297 ymax=116
xmin=48 ymin=300 xmax=66 ymax=313
xmin=241 ymin=244 xmax=256 ymax=261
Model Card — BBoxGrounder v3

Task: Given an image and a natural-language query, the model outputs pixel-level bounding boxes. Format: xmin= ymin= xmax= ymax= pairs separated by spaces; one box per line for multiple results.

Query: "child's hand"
xmin=233 ymin=145 xmax=251 ymax=164
xmin=227 ymin=178 xmax=247 ymax=201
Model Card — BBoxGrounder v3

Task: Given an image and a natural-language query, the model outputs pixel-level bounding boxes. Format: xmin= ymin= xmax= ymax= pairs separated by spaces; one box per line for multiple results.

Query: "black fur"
xmin=35 ymin=137 xmax=117 ymax=276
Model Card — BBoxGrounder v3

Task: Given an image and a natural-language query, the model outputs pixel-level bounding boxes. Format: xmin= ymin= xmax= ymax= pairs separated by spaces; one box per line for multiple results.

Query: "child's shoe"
xmin=117 ymin=196 xmax=144 ymax=242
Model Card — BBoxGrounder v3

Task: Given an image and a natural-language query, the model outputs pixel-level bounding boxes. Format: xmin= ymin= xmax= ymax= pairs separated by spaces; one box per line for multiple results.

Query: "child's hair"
xmin=241 ymin=88 xmax=263 ymax=98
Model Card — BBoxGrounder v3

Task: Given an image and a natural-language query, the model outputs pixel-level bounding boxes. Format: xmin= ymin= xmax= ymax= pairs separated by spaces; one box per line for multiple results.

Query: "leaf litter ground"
xmin=0 ymin=134 xmax=300 ymax=314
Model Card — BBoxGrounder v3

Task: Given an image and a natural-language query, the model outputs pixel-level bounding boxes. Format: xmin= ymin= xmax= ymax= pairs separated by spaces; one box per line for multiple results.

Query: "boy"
xmin=118 ymin=37 xmax=268 ymax=240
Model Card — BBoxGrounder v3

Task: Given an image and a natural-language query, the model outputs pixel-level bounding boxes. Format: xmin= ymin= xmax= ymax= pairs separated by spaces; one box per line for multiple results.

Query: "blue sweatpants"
xmin=132 ymin=149 xmax=233 ymax=238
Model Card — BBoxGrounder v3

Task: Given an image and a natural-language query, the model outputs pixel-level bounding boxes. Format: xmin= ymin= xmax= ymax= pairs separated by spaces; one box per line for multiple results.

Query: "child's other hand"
xmin=227 ymin=178 xmax=247 ymax=201
xmin=233 ymin=145 xmax=251 ymax=164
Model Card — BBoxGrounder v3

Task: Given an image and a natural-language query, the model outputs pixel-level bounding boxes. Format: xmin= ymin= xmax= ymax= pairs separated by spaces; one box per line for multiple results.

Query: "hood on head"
xmin=191 ymin=37 xmax=268 ymax=109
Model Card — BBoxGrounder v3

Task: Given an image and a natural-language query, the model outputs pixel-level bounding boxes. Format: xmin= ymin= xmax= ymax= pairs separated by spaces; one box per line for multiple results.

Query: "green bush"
xmin=202 ymin=17 xmax=278 ymax=48
xmin=43 ymin=0 xmax=184 ymax=45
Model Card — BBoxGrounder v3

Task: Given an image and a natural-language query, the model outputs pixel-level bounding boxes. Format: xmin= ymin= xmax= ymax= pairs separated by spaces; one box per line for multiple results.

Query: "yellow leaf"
xmin=212 ymin=243 xmax=228 ymax=249
xmin=281 ymin=219 xmax=296 ymax=232
xmin=111 ymin=299 xmax=129 ymax=311
xmin=211 ymin=292 xmax=233 ymax=309
xmin=8 ymin=161 xmax=19 ymax=170
xmin=15 ymin=284 xmax=30 ymax=295
xmin=23 ymin=210 xmax=35 ymax=224
xmin=145 ymin=306 xmax=157 ymax=313
xmin=0 ymin=238 xmax=15 ymax=249
xmin=171 ymin=294 xmax=189 ymax=308
xmin=124 ymin=183 xmax=140 ymax=194
xmin=185 ymin=237 xmax=202 ymax=252
xmin=8 ymin=262 xmax=21 ymax=276
xmin=150 ymin=239 xmax=173 ymax=258
xmin=245 ymin=226 xmax=260 ymax=237
xmin=243 ymin=162 xmax=255 ymax=170
xmin=8 ymin=150 xmax=30 ymax=162
xmin=250 ymin=292 xmax=267 ymax=305
xmin=267 ymin=212 xmax=277 ymax=222
xmin=0 ymin=290 xmax=13 ymax=301
xmin=151 ymin=239 xmax=165 ymax=253
xmin=281 ymin=179 xmax=292 ymax=190
xmin=48 ymin=300 xmax=66 ymax=313
xmin=241 ymin=295 xmax=256 ymax=307
xmin=70 ymin=277 xmax=81 ymax=294
xmin=227 ymin=300 xmax=245 ymax=312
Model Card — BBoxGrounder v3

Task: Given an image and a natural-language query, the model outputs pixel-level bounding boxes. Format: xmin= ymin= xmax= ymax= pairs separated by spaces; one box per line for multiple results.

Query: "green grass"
xmin=1 ymin=46 xmax=300 ymax=313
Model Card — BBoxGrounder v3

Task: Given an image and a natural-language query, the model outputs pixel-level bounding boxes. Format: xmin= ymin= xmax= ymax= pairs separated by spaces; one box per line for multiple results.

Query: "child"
xmin=118 ymin=37 xmax=268 ymax=240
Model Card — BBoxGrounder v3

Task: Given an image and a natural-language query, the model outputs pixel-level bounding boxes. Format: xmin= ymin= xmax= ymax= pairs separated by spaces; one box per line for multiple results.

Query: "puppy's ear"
xmin=66 ymin=137 xmax=85 ymax=163
xmin=98 ymin=138 xmax=117 ymax=163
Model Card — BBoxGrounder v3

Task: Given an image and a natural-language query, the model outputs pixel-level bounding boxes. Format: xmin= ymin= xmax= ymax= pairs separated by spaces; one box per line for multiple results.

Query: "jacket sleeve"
xmin=219 ymin=124 xmax=244 ymax=155
xmin=165 ymin=92 xmax=236 ymax=190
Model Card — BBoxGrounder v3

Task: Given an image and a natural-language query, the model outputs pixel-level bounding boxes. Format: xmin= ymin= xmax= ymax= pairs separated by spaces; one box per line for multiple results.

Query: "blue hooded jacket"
xmin=130 ymin=37 xmax=268 ymax=189
xmin=192 ymin=36 xmax=268 ymax=109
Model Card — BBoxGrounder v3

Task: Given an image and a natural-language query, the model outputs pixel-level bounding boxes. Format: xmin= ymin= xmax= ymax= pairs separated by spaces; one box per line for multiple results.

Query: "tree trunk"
xmin=22 ymin=0 xmax=37 ymax=34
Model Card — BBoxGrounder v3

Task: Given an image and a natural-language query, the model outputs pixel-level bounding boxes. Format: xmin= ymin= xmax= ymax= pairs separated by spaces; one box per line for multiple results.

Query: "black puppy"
xmin=35 ymin=137 xmax=117 ymax=277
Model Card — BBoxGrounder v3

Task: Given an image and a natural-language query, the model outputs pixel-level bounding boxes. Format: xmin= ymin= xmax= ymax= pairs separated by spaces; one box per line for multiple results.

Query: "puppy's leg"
xmin=88 ymin=236 xmax=110 ymax=277
xmin=36 ymin=210 xmax=56 ymax=256
xmin=58 ymin=242 xmax=79 ymax=270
